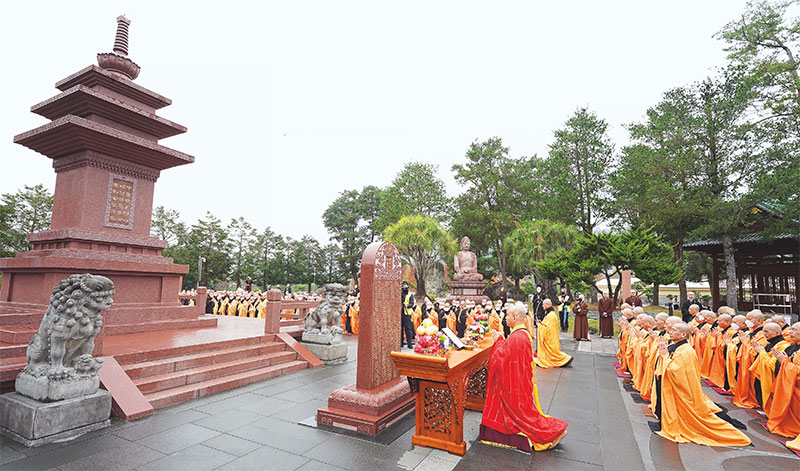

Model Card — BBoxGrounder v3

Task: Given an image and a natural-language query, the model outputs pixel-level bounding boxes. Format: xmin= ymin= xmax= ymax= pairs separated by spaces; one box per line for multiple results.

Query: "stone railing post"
xmin=196 ymin=286 xmax=208 ymax=314
xmin=265 ymin=289 xmax=283 ymax=334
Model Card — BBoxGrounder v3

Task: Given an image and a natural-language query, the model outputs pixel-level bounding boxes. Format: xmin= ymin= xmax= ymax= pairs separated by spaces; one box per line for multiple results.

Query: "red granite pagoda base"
xmin=317 ymin=377 xmax=415 ymax=435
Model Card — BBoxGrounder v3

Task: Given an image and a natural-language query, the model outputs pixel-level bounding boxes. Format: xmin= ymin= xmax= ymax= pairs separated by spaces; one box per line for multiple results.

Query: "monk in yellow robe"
xmin=640 ymin=315 xmax=678 ymax=402
xmin=749 ymin=322 xmax=791 ymax=409
xmin=488 ymin=307 xmax=502 ymax=333
xmin=632 ymin=316 xmax=657 ymax=392
xmin=351 ymin=302 xmax=359 ymax=334
xmin=227 ymin=298 xmax=239 ymax=317
xmin=412 ymin=304 xmax=422 ymax=332
xmin=653 ymin=322 xmax=750 ymax=447
xmin=257 ymin=298 xmax=266 ymax=318
xmin=766 ymin=322 xmax=800 ymax=438
xmin=733 ymin=310 xmax=767 ymax=409
xmin=535 ymin=299 xmax=572 ymax=368
xmin=616 ymin=308 xmax=636 ymax=371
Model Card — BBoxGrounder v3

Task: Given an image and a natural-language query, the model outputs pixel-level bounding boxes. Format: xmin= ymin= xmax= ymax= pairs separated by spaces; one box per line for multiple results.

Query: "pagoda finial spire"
xmin=97 ymin=15 xmax=140 ymax=80
xmin=113 ymin=15 xmax=131 ymax=56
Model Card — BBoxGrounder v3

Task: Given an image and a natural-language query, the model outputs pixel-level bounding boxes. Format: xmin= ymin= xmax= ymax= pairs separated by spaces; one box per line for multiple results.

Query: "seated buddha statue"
xmin=454 ymin=236 xmax=483 ymax=282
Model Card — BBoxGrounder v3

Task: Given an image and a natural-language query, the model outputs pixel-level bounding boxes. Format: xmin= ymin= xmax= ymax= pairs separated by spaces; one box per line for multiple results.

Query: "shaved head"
xmin=506 ymin=302 xmax=527 ymax=327
xmin=620 ymin=302 xmax=631 ymax=311
xmin=689 ymin=304 xmax=700 ymax=314
xmin=670 ymin=322 xmax=691 ymax=340
xmin=790 ymin=322 xmax=800 ymax=342
xmin=622 ymin=308 xmax=634 ymax=318
xmin=747 ymin=310 xmax=765 ymax=327
xmin=543 ymin=298 xmax=553 ymax=309
xmin=634 ymin=306 xmax=645 ymax=315
xmin=763 ymin=322 xmax=782 ymax=338
xmin=655 ymin=313 xmax=668 ymax=321
xmin=718 ymin=314 xmax=732 ymax=328
xmin=666 ymin=316 xmax=682 ymax=328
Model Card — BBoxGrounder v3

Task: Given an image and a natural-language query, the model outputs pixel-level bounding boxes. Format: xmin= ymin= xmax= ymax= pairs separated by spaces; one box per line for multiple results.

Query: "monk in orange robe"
xmin=766 ymin=322 xmax=800 ymax=438
xmin=488 ymin=307 xmax=502 ymax=333
xmin=733 ymin=310 xmax=767 ymax=409
xmin=480 ymin=303 xmax=568 ymax=452
xmin=411 ymin=304 xmax=422 ymax=332
xmin=653 ymin=323 xmax=751 ymax=446
xmin=640 ymin=315 xmax=678 ymax=402
xmin=708 ymin=313 xmax=734 ymax=389
xmin=632 ymin=316 xmax=657 ymax=392
xmin=616 ymin=308 xmax=636 ymax=372
xmin=749 ymin=322 xmax=791 ymax=409
xmin=535 ymin=300 xmax=572 ymax=368
xmin=695 ymin=310 xmax=717 ymax=378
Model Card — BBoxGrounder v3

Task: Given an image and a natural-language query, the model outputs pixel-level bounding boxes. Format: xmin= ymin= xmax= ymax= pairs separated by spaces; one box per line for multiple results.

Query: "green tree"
xmin=359 ymin=185 xmax=384 ymax=242
xmin=572 ymin=227 xmax=656 ymax=305
xmin=614 ymin=87 xmax=705 ymax=302
xmin=535 ymin=248 xmax=595 ymax=295
xmin=384 ymin=215 xmax=455 ymax=302
xmin=227 ymin=217 xmax=256 ymax=288
xmin=322 ymin=188 xmax=376 ymax=287
xmin=184 ymin=212 xmax=231 ymax=288
xmin=631 ymin=238 xmax=683 ymax=306
xmin=504 ymin=219 xmax=581 ymax=295
xmin=151 ymin=206 xmax=187 ymax=245
xmin=0 ymin=184 xmax=53 ymax=256
xmin=539 ymin=108 xmax=615 ymax=234
xmin=718 ymin=0 xmax=800 ymax=226
xmin=251 ymin=227 xmax=284 ymax=290
xmin=377 ymin=162 xmax=452 ymax=231
xmin=451 ymin=137 xmax=533 ymax=286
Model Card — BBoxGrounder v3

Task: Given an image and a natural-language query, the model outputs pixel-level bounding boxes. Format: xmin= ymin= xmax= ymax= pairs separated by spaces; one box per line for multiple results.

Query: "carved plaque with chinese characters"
xmin=104 ymin=175 xmax=136 ymax=230
xmin=356 ymin=241 xmax=402 ymax=390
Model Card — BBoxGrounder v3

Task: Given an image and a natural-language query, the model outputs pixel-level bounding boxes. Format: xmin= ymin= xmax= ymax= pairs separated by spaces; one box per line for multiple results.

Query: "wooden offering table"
xmin=390 ymin=337 xmax=494 ymax=456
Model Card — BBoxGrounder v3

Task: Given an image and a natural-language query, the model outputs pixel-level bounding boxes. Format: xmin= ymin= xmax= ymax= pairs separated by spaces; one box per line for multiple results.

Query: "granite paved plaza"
xmin=2 ymin=333 xmax=799 ymax=471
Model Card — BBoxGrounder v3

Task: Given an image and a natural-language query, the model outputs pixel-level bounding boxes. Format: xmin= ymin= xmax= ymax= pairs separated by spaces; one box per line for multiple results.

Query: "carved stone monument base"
xmin=302 ymin=330 xmax=343 ymax=345
xmin=317 ymin=377 xmax=415 ymax=435
xmin=0 ymin=390 xmax=111 ymax=447
xmin=446 ymin=281 xmax=489 ymax=303
xmin=15 ymin=370 xmax=101 ymax=402
xmin=301 ymin=342 xmax=348 ymax=365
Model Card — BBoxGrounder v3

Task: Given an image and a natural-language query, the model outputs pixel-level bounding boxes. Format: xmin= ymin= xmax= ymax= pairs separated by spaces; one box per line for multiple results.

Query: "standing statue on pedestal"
xmin=15 ymin=274 xmax=114 ymax=402
xmin=454 ymin=236 xmax=483 ymax=281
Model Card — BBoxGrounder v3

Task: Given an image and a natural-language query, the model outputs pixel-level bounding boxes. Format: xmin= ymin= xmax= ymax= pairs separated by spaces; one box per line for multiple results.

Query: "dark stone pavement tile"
xmin=647 ymin=431 xmax=683 ymax=470
xmin=113 ymin=409 xmax=210 ymax=442
xmin=202 ymin=433 xmax=262 ymax=456
xmin=192 ymin=407 xmax=264 ymax=432
xmin=235 ymin=395 xmax=296 ymax=416
xmin=452 ymin=441 xmax=532 ymax=470
xmin=294 ymin=459 xmax=347 ymax=471
xmin=530 ymin=453 xmax=603 ymax=470
xmin=269 ymin=399 xmax=326 ymax=423
xmin=386 ymin=426 xmax=432 ymax=457
xmin=0 ymin=444 xmax=25 ymax=464
xmin=561 ymin=422 xmax=600 ymax=444
xmin=135 ymin=443 xmax=236 ymax=471
xmin=250 ymin=379 xmax=306 ymax=397
xmin=414 ymin=456 xmax=458 ymax=471
xmin=2 ymin=434 xmax=152 ymax=471
xmin=721 ymin=454 xmax=800 ymax=471
xmin=546 ymin=437 xmax=602 ymax=466
xmin=546 ymin=406 xmax=599 ymax=426
xmin=193 ymin=392 xmax=265 ymax=415
xmin=135 ymin=422 xmax=220 ymax=454
xmin=273 ymin=388 xmax=322 ymax=403
xmin=216 ymin=444 xmax=310 ymax=471
xmin=227 ymin=422 xmax=327 ymax=455
xmin=302 ymin=434 xmax=418 ymax=470
xmin=58 ymin=441 xmax=164 ymax=471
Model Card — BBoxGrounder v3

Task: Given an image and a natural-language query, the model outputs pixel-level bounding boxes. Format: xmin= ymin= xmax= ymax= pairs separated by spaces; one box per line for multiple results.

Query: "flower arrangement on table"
xmin=475 ymin=312 xmax=490 ymax=330
xmin=465 ymin=322 xmax=486 ymax=343
xmin=414 ymin=318 xmax=451 ymax=355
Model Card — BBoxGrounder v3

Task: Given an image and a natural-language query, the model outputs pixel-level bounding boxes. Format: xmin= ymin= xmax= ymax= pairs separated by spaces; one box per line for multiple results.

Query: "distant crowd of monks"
xmin=616 ymin=302 xmax=800 ymax=451
xmin=200 ymin=289 xmax=323 ymax=319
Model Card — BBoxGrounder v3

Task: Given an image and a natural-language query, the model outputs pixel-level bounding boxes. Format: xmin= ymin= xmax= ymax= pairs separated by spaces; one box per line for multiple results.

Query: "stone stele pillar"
xmin=316 ymin=241 xmax=415 ymax=435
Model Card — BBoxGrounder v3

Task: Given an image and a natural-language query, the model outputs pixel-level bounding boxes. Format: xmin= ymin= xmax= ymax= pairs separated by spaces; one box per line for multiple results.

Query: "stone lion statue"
xmin=16 ymin=274 xmax=114 ymax=401
xmin=303 ymin=283 xmax=347 ymax=337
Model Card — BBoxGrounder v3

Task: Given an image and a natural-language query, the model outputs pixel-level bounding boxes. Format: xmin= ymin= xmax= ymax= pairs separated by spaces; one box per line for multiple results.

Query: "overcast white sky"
xmin=1 ymin=1 xmax=750 ymax=243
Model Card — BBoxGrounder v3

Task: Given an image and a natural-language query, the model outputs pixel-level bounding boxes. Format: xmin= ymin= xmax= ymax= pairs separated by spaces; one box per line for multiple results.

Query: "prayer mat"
xmin=616 ymin=370 xmax=632 ymax=378
xmin=715 ymin=410 xmax=746 ymax=430
xmin=702 ymin=379 xmax=714 ymax=387
xmin=780 ymin=442 xmax=800 ymax=458
xmin=745 ymin=409 xmax=766 ymax=420
xmin=648 ymin=421 xmax=661 ymax=433
xmin=711 ymin=386 xmax=734 ymax=397
xmin=630 ymin=393 xmax=648 ymax=404
xmin=622 ymin=378 xmax=633 ymax=384
xmin=758 ymin=421 xmax=769 ymax=432
xmin=623 ymin=383 xmax=635 ymax=393
xmin=642 ymin=406 xmax=655 ymax=417
xmin=612 ymin=361 xmax=621 ymax=367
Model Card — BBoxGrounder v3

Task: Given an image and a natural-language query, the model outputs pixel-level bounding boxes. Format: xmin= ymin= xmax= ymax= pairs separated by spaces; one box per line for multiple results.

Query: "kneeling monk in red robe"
xmin=480 ymin=303 xmax=568 ymax=452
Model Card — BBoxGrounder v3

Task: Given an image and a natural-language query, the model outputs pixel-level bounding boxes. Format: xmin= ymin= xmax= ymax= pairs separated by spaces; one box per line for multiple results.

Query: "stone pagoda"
xmin=0 ymin=16 xmax=215 ymax=353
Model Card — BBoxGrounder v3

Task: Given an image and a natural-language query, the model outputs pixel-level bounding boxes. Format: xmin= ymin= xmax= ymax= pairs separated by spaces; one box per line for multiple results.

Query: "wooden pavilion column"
xmin=711 ymin=253 xmax=721 ymax=310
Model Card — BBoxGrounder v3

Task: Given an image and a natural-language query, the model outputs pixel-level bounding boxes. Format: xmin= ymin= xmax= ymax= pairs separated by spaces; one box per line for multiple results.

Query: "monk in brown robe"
xmin=653 ymin=323 xmax=751 ymax=447
xmin=572 ymin=294 xmax=589 ymax=341
xmin=766 ymin=322 xmax=800 ymax=438
xmin=597 ymin=291 xmax=615 ymax=338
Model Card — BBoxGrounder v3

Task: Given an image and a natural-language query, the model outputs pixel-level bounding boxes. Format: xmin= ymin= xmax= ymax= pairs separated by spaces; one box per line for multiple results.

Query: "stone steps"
xmin=113 ymin=334 xmax=276 ymax=365
xmin=0 ymin=343 xmax=27 ymax=360
xmin=0 ymin=325 xmax=37 ymax=344
xmin=123 ymin=342 xmax=286 ymax=379
xmin=104 ymin=316 xmax=218 ymax=336
xmin=133 ymin=350 xmax=297 ymax=394
xmin=144 ymin=360 xmax=308 ymax=409
xmin=0 ymin=312 xmax=42 ymax=326
xmin=0 ymin=356 xmax=27 ymax=383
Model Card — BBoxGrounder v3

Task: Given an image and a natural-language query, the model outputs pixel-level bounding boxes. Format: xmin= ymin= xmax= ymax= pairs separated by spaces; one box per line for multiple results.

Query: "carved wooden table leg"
xmin=410 ymin=379 xmax=466 ymax=456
